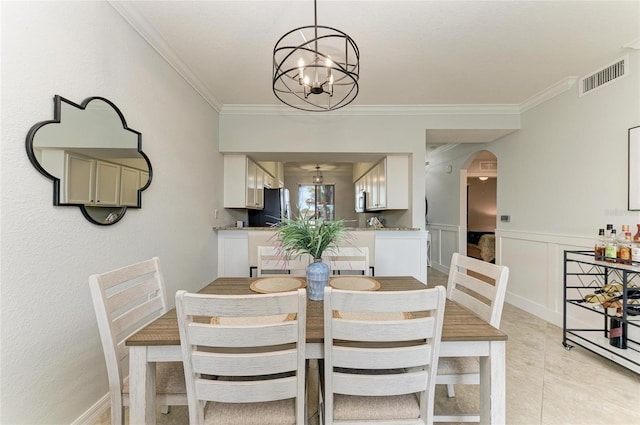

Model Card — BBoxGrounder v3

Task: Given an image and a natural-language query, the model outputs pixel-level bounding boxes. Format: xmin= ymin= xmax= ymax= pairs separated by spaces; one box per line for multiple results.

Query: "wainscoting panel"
xmin=497 ymin=230 xmax=592 ymax=327
xmin=426 ymin=224 xmax=460 ymax=273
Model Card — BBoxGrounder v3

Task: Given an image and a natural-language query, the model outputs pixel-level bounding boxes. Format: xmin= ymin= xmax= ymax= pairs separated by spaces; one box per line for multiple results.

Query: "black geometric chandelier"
xmin=272 ymin=0 xmax=360 ymax=112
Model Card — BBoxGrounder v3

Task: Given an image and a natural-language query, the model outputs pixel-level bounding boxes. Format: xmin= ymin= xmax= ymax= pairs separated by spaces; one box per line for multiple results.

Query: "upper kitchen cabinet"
xmin=224 ymin=154 xmax=274 ymax=209
xmin=357 ymin=155 xmax=409 ymax=211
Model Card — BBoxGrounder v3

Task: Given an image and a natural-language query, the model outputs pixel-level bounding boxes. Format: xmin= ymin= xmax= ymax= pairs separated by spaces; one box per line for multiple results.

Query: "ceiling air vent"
xmin=579 ymin=55 xmax=629 ymax=97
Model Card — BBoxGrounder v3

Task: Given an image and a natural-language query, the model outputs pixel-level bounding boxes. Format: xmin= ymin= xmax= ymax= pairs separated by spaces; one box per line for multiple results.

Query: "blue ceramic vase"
xmin=306 ymin=259 xmax=330 ymax=300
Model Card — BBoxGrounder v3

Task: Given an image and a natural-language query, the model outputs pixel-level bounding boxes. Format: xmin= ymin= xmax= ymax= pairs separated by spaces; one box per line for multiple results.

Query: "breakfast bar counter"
xmin=215 ymin=228 xmax=429 ymax=283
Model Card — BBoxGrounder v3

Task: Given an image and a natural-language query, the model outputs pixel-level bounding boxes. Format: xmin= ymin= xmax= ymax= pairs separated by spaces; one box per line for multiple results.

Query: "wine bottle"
xmin=605 ymin=229 xmax=617 ymax=262
xmin=595 ymin=228 xmax=606 ymax=260
xmin=609 ymin=308 xmax=627 ymax=349
xmin=618 ymin=226 xmax=632 ymax=264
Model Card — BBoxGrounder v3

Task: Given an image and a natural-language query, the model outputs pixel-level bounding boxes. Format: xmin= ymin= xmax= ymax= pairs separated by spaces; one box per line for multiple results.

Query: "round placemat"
xmin=329 ymin=276 xmax=381 ymax=291
xmin=250 ymin=277 xmax=306 ymax=294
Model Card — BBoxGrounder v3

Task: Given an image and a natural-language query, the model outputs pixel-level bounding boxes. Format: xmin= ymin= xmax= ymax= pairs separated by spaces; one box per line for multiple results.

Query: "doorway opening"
xmin=460 ymin=151 xmax=497 ymax=263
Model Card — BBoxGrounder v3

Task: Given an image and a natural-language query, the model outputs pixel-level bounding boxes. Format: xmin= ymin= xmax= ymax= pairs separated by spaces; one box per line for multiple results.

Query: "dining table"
xmin=126 ymin=276 xmax=507 ymax=425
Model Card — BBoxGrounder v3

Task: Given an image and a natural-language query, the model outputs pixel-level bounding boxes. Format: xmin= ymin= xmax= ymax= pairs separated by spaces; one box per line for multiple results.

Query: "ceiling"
xmin=111 ymin=0 xmax=639 ymax=160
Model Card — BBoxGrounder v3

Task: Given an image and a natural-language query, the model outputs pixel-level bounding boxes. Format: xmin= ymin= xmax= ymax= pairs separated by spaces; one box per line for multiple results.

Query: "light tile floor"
xmin=95 ymin=268 xmax=640 ymax=425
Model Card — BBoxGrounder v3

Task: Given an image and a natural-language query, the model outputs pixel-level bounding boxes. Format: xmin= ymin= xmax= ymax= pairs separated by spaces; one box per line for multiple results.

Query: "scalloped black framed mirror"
xmin=26 ymin=95 xmax=152 ymax=225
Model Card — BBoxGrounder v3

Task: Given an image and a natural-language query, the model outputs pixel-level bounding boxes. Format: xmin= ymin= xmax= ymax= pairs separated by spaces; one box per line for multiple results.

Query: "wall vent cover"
xmin=479 ymin=161 xmax=497 ymax=171
xmin=579 ymin=55 xmax=629 ymax=97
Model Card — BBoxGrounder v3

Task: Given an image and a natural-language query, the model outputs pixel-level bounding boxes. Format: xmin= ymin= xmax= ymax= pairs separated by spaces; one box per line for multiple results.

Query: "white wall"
xmin=0 ymin=2 xmax=225 ymax=423
xmin=426 ymin=51 xmax=640 ymax=326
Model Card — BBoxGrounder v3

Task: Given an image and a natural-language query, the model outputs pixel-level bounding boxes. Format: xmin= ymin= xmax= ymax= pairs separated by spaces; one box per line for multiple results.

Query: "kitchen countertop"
xmin=212 ymin=226 xmax=421 ymax=231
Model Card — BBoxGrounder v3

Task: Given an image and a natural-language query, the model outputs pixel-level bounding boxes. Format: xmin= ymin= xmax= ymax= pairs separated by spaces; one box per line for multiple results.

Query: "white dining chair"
xmin=257 ymin=245 xmax=311 ymax=276
xmin=175 ymin=288 xmax=307 ymax=425
xmin=324 ymin=246 xmax=370 ymax=276
xmin=322 ymin=285 xmax=446 ymax=425
xmin=89 ymin=257 xmax=187 ymax=425
xmin=436 ymin=252 xmax=509 ymax=422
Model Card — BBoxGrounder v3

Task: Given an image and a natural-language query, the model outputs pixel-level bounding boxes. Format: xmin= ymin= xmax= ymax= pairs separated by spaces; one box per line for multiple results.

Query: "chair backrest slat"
xmin=324 ymin=246 xmax=370 ymax=276
xmin=192 ymin=349 xmax=298 ymax=376
xmin=105 ymin=276 xmax=162 ymax=313
xmin=333 ymin=370 xmax=428 ymax=396
xmin=187 ymin=321 xmax=298 ymax=347
xmin=194 ymin=376 xmax=298 ymax=403
xmin=257 ymin=246 xmax=310 ymax=276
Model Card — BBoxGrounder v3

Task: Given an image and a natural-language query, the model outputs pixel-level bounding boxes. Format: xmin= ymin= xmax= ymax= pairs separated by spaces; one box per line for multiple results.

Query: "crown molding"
xmin=108 ymin=1 xmax=223 ymax=112
xmin=519 ymin=77 xmax=578 ymax=113
xmin=623 ymin=38 xmax=640 ymax=50
xmin=220 ymin=104 xmax=521 ymax=116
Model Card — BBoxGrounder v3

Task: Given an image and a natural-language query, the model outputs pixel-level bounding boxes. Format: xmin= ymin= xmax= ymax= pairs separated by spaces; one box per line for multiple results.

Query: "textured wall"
xmin=1 ymin=2 xmax=223 ymax=423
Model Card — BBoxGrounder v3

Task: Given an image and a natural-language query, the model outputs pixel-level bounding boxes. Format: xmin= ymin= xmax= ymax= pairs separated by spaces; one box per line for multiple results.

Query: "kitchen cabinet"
xmin=120 ymin=167 xmax=148 ymax=207
xmin=63 ymin=154 xmax=118 ymax=206
xmin=224 ymin=154 xmax=274 ymax=209
xmin=94 ymin=160 xmax=121 ymax=206
xmin=64 ymin=152 xmax=95 ymax=204
xmin=355 ymin=155 xmax=408 ymax=211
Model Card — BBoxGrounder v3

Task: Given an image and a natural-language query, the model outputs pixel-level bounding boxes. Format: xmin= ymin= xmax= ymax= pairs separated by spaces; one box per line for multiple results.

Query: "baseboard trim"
xmin=71 ymin=393 xmax=110 ymax=425
xmin=505 ymin=291 xmax=563 ymax=328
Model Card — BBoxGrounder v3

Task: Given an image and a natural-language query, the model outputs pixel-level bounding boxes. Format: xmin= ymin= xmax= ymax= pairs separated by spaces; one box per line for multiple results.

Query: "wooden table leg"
xmin=129 ymin=346 xmax=156 ymax=425
xmin=479 ymin=341 xmax=506 ymax=425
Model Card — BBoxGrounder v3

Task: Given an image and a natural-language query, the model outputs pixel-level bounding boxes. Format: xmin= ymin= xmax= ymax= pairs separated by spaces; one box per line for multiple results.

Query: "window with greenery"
xmin=298 ymin=185 xmax=335 ymax=221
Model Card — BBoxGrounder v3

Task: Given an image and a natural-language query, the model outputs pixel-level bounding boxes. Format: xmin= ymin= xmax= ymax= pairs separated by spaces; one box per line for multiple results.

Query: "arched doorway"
xmin=459 ymin=150 xmax=497 ymax=262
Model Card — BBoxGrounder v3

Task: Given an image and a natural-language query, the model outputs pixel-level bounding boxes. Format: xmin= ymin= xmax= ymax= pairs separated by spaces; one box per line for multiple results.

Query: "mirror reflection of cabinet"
xmin=94 ymin=161 xmax=121 ymax=206
xmin=26 ymin=95 xmax=152 ymax=225
xmin=65 ymin=153 xmax=95 ymax=204
xmin=121 ymin=167 xmax=148 ymax=207
xmin=63 ymin=152 xmax=148 ymax=208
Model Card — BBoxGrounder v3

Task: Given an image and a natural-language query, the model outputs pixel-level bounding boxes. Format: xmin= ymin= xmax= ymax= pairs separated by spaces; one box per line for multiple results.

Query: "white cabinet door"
xmin=95 ymin=161 xmax=121 ymax=206
xmin=362 ymin=156 xmax=408 ymax=211
xmin=224 ymin=154 xmax=273 ymax=210
xmin=64 ymin=153 xmax=95 ymax=204
xmin=376 ymin=159 xmax=387 ymax=209
xmin=255 ymin=166 xmax=265 ymax=209
xmin=217 ymin=230 xmax=250 ymax=277
xmin=246 ymin=158 xmax=257 ymax=208
xmin=120 ymin=166 xmax=141 ymax=207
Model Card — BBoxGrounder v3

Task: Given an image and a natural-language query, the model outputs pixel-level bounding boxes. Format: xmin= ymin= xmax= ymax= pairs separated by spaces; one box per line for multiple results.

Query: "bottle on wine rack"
xmin=609 ymin=308 xmax=627 ymax=349
xmin=605 ymin=229 xmax=618 ymax=262
xmin=595 ymin=228 xmax=606 ymax=260
xmin=618 ymin=225 xmax=632 ymax=264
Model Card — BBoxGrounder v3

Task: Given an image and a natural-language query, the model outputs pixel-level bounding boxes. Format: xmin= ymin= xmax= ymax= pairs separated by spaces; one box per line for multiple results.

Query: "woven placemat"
xmin=329 ymin=276 xmax=381 ymax=291
xmin=250 ymin=277 xmax=306 ymax=294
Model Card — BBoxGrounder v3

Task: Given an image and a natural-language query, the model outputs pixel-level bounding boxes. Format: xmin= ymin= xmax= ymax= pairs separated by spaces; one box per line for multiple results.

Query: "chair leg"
xmin=161 ymin=405 xmax=170 ymax=414
xmin=446 ymin=383 xmax=456 ymax=398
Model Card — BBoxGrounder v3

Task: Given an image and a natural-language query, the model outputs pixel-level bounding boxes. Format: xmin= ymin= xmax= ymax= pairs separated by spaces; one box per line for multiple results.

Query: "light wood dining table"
xmin=126 ymin=276 xmax=507 ymax=425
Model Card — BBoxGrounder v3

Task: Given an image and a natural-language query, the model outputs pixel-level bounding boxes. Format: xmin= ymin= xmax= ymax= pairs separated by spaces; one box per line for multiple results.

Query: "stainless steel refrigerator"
xmin=247 ymin=187 xmax=290 ymax=227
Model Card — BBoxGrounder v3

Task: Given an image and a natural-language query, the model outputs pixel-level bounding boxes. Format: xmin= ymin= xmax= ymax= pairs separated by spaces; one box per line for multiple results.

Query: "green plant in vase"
xmin=274 ymin=216 xmax=346 ymax=300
